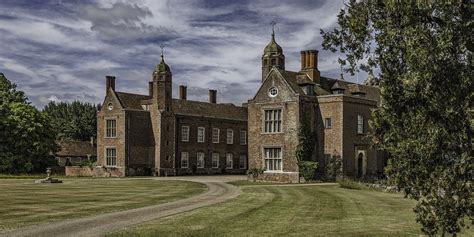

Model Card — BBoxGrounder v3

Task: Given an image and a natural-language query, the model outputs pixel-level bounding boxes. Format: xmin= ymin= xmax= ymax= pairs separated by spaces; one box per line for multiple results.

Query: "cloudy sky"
xmin=0 ymin=0 xmax=366 ymax=108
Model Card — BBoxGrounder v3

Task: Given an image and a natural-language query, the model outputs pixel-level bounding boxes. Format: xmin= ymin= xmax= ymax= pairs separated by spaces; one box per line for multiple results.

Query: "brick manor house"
xmin=96 ymin=30 xmax=386 ymax=181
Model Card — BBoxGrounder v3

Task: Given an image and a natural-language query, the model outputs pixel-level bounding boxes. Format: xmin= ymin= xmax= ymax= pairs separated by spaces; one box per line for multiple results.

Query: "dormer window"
xmin=333 ymin=89 xmax=344 ymax=95
xmin=304 ymin=85 xmax=314 ymax=96
xmin=352 ymin=92 xmax=366 ymax=98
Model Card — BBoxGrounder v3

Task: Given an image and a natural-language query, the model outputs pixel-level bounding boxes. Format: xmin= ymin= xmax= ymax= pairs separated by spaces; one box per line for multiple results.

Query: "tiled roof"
xmin=172 ymin=99 xmax=247 ymax=121
xmin=55 ymin=140 xmax=96 ymax=157
xmin=115 ymin=92 xmax=151 ymax=110
xmin=111 ymin=91 xmax=247 ymax=120
xmin=277 ymin=70 xmax=381 ymax=102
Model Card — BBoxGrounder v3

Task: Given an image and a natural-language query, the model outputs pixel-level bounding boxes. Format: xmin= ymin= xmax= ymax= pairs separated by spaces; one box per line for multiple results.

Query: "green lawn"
xmin=109 ymin=184 xmax=473 ymax=237
xmin=0 ymin=178 xmax=206 ymax=230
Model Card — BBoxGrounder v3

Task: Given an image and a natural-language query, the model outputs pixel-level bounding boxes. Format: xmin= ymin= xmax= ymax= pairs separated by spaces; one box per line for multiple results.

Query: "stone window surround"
xmin=226 ymin=153 xmax=233 ymax=169
xmin=261 ymin=106 xmax=284 ymax=134
xmin=324 ymin=117 xmax=332 ymax=129
xmin=105 ymin=117 xmax=117 ymax=138
xmin=197 ymin=127 xmax=205 ymax=143
xmin=212 ymin=128 xmax=220 ymax=143
xmin=104 ymin=146 xmax=117 ymax=167
xmin=197 ymin=152 xmax=205 ymax=168
xmin=357 ymin=114 xmax=364 ymax=134
xmin=262 ymin=145 xmax=284 ymax=173
xmin=212 ymin=153 xmax=219 ymax=168
xmin=181 ymin=125 xmax=190 ymax=142
xmin=181 ymin=152 xmax=189 ymax=168
xmin=239 ymin=130 xmax=247 ymax=145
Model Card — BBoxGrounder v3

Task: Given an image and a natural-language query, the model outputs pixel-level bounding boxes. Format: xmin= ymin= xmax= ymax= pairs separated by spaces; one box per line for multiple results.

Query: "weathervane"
xmin=160 ymin=44 xmax=165 ymax=56
xmin=270 ymin=21 xmax=277 ymax=33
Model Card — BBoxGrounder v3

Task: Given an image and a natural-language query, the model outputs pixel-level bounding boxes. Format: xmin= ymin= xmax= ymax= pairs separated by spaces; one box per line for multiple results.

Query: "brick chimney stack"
xmin=300 ymin=50 xmax=320 ymax=84
xmin=179 ymin=85 xmax=187 ymax=100
xmin=106 ymin=76 xmax=116 ymax=92
xmin=209 ymin=89 xmax=217 ymax=104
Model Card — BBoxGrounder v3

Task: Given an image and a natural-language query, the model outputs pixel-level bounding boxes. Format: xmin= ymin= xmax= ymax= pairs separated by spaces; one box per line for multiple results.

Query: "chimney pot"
xmin=209 ymin=89 xmax=217 ymax=104
xmin=300 ymin=51 xmax=306 ymax=70
xmin=179 ymin=85 xmax=187 ymax=100
xmin=105 ymin=76 xmax=116 ymax=92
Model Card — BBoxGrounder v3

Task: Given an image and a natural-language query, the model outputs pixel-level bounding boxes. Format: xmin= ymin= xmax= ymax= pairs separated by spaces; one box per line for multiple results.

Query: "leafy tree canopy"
xmin=0 ymin=73 xmax=58 ymax=173
xmin=43 ymin=101 xmax=99 ymax=141
xmin=322 ymin=1 xmax=473 ymax=235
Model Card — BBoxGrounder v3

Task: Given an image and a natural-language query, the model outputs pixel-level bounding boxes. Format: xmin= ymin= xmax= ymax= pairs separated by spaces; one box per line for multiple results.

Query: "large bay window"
xmin=264 ymin=109 xmax=282 ymax=133
xmin=105 ymin=119 xmax=116 ymax=138
xmin=264 ymin=148 xmax=282 ymax=171
xmin=105 ymin=148 xmax=117 ymax=166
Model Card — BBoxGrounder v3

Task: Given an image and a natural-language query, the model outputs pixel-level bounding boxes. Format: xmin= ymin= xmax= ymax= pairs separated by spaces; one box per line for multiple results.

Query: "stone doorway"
xmin=355 ymin=149 xmax=366 ymax=177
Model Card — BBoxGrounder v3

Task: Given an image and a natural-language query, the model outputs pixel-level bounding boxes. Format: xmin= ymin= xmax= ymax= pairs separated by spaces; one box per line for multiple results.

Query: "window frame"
xmin=357 ymin=114 xmax=364 ymax=134
xmin=226 ymin=129 xmax=234 ymax=144
xmin=239 ymin=154 xmax=247 ymax=169
xmin=240 ymin=130 xmax=247 ymax=145
xmin=324 ymin=117 xmax=332 ymax=129
xmin=263 ymin=147 xmax=283 ymax=172
xmin=212 ymin=128 xmax=220 ymax=143
xmin=226 ymin=153 xmax=233 ymax=169
xmin=181 ymin=152 xmax=189 ymax=168
xmin=197 ymin=152 xmax=205 ymax=168
xmin=197 ymin=127 xmax=205 ymax=143
xmin=181 ymin=126 xmax=190 ymax=142
xmin=212 ymin=153 xmax=219 ymax=168
xmin=105 ymin=119 xmax=117 ymax=138
xmin=105 ymin=147 xmax=117 ymax=167
xmin=263 ymin=109 xmax=283 ymax=133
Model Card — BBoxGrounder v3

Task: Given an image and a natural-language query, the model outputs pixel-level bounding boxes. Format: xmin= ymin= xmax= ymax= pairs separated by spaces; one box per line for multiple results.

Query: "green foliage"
xmin=322 ymin=1 xmax=473 ymax=235
xmin=295 ymin=116 xmax=318 ymax=181
xmin=0 ymin=73 xmax=58 ymax=173
xmin=247 ymin=168 xmax=265 ymax=182
xmin=43 ymin=101 xmax=98 ymax=141
xmin=325 ymin=152 xmax=343 ymax=181
xmin=298 ymin=160 xmax=318 ymax=181
xmin=338 ymin=178 xmax=366 ymax=190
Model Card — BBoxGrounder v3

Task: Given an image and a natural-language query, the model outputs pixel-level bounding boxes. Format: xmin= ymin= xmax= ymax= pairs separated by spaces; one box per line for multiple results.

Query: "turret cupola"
xmin=261 ymin=22 xmax=285 ymax=82
xmin=153 ymin=50 xmax=172 ymax=80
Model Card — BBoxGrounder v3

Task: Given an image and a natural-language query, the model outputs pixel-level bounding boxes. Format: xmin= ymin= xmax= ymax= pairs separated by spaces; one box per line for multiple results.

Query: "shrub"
xmin=298 ymin=161 xmax=318 ymax=181
xmin=247 ymin=168 xmax=265 ymax=182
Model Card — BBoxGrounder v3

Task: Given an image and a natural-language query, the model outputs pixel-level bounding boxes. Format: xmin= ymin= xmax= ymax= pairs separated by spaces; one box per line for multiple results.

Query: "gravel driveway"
xmin=1 ymin=175 xmax=246 ymax=237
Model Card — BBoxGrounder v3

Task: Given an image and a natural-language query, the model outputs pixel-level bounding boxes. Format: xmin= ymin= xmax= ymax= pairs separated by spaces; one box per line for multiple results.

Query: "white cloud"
xmin=0 ymin=0 xmax=360 ymax=108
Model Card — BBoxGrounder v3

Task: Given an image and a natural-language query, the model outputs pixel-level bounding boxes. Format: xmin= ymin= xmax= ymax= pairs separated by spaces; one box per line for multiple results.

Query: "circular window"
xmin=268 ymin=87 xmax=278 ymax=97
xmin=107 ymin=103 xmax=113 ymax=111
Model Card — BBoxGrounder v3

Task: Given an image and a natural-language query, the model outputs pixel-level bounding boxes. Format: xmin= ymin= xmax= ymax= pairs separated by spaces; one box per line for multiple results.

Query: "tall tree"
xmin=0 ymin=73 xmax=58 ymax=173
xmin=321 ymin=1 xmax=473 ymax=235
xmin=43 ymin=101 xmax=98 ymax=141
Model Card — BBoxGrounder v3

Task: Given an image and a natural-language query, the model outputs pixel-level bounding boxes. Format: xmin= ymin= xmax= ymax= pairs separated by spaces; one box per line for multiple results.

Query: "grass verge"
xmin=0 ymin=178 xmax=206 ymax=230
xmin=107 ymin=184 xmax=435 ymax=236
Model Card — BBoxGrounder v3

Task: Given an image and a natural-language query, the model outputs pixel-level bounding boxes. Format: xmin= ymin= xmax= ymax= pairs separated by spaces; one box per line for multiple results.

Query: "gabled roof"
xmin=272 ymin=69 xmax=380 ymax=102
xmin=172 ymin=99 xmax=247 ymax=121
xmin=115 ymin=92 xmax=151 ymax=110
xmin=55 ymin=140 xmax=96 ymax=157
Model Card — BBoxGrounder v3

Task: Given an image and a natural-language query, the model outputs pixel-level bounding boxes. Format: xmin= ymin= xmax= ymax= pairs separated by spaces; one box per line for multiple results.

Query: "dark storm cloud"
xmin=0 ymin=0 xmax=365 ymax=108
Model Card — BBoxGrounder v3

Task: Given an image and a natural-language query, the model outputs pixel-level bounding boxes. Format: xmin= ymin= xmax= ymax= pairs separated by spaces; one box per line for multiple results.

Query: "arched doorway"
xmin=357 ymin=153 xmax=363 ymax=177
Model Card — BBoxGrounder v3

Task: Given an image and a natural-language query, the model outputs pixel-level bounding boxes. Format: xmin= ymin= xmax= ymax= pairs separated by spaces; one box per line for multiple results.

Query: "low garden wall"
xmin=65 ymin=166 xmax=125 ymax=177
xmin=250 ymin=172 xmax=299 ymax=183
